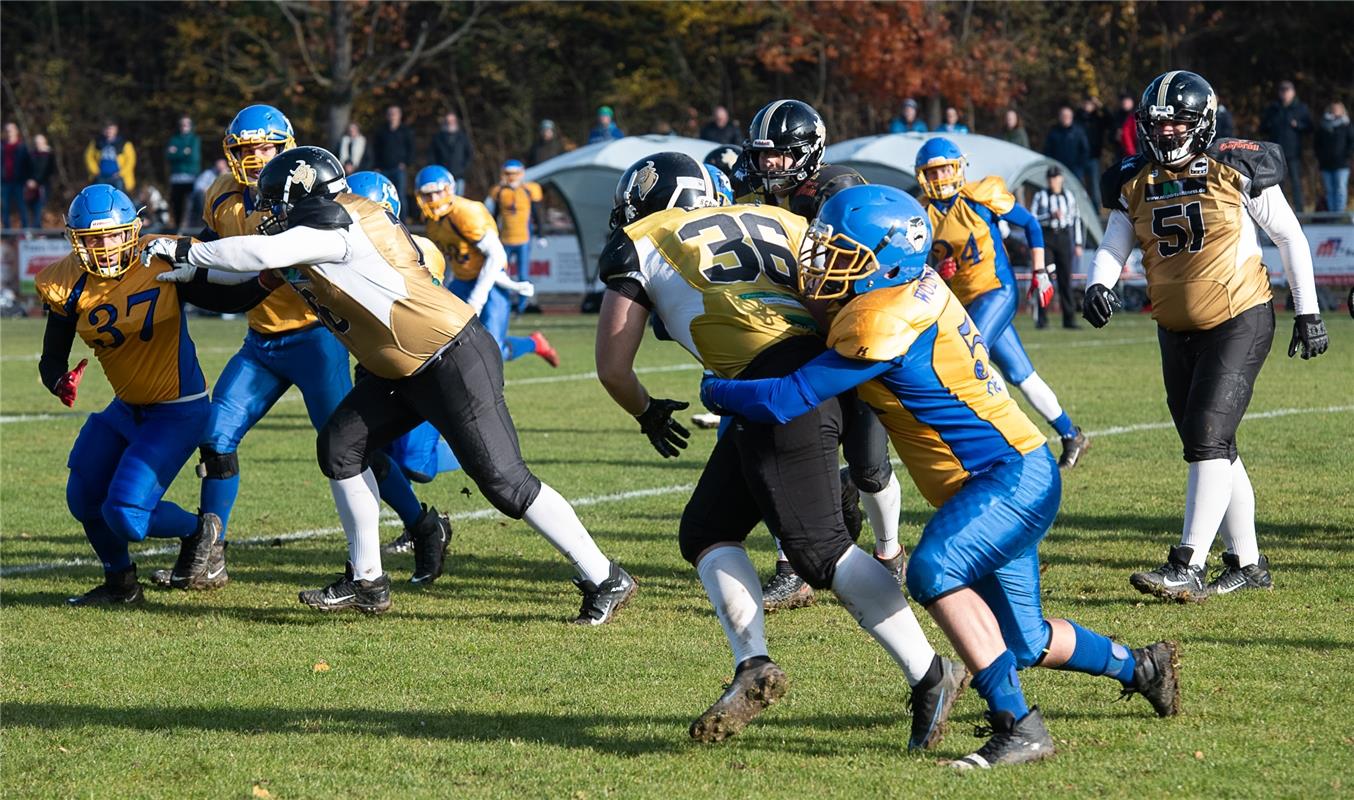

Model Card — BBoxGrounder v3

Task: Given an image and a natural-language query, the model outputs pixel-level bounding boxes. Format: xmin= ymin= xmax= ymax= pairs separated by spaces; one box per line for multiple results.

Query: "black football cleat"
xmin=689 ymin=658 xmax=789 ymax=743
xmin=1129 ymin=545 xmax=1207 ymax=603
xmin=876 ymin=550 xmax=906 ymax=588
xmin=839 ymin=466 xmax=863 ymax=544
xmin=908 ymin=656 xmax=970 ymax=750
xmin=761 ymin=562 xmax=815 ymax=612
xmin=381 ymin=529 xmax=414 ymax=555
xmin=298 ymin=563 xmax=392 ymax=615
xmin=152 ymin=513 xmax=227 ymax=590
xmin=1120 ymin=640 xmax=1181 ymax=717
xmin=68 ymin=565 xmax=145 ymax=607
xmin=1206 ymin=552 xmax=1273 ymax=596
xmin=572 ymin=562 xmax=637 ymax=625
xmin=409 ymin=504 xmax=452 ymax=585
xmin=1057 ymin=427 xmax=1090 ymax=469
xmin=951 ymin=707 xmax=1055 ymax=769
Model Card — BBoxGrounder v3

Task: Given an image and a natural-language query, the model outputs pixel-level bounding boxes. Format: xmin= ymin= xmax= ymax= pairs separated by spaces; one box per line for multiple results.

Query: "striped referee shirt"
xmin=1031 ymin=188 xmax=1084 ymax=247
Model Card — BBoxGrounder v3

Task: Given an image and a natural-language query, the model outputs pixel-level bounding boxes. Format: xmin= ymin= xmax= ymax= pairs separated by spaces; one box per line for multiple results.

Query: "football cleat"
xmin=689 ymin=659 xmax=789 ymax=743
xmin=908 ymin=656 xmax=970 ymax=750
xmin=761 ymin=562 xmax=815 ymax=612
xmin=152 ymin=513 xmax=227 ymax=590
xmin=839 ymin=466 xmax=863 ymax=544
xmin=572 ymin=562 xmax=637 ymax=625
xmin=382 ymin=529 xmax=414 ymax=555
xmin=1058 ymin=427 xmax=1090 ymax=469
xmin=529 ymin=331 xmax=559 ymax=368
xmin=298 ymin=563 xmax=392 ymax=615
xmin=1120 ymin=640 xmax=1181 ymax=717
xmin=1206 ymin=552 xmax=1273 ymax=596
xmin=1129 ymin=545 xmax=1207 ymax=602
xmin=875 ymin=550 xmax=906 ymax=587
xmin=691 ymin=412 xmax=722 ymax=430
xmin=951 ymin=707 xmax=1055 ymax=769
xmin=68 ymin=565 xmax=145 ymax=607
xmin=409 ymin=504 xmax=452 ymax=585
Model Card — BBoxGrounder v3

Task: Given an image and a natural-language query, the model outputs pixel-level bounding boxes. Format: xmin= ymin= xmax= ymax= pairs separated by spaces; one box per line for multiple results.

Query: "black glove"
xmin=1288 ymin=314 xmax=1328 ymax=360
xmin=635 ymin=398 xmax=690 ymax=458
xmin=1082 ymin=284 xmax=1122 ymax=328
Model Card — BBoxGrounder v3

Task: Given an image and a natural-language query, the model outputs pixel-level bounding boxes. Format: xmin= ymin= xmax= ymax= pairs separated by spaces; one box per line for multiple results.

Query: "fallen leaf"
xmin=252 ymin=785 xmax=272 ymax=798
xmin=1194 ymin=750 xmax=1204 ymax=760
xmin=313 ymin=661 xmax=330 ymax=673
xmin=57 ymin=746 xmax=69 ymax=753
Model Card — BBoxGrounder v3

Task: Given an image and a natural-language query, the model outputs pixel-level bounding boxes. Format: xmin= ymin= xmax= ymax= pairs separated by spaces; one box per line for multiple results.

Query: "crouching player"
xmin=702 ymin=185 xmax=1181 ymax=767
xmin=145 ymin=147 xmax=634 ymax=624
xmin=37 ymin=185 xmax=275 ymax=604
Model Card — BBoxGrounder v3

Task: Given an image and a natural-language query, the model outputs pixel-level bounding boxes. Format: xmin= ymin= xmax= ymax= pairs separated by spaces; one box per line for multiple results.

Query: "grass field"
xmin=2 ymin=310 xmax=1352 ymax=799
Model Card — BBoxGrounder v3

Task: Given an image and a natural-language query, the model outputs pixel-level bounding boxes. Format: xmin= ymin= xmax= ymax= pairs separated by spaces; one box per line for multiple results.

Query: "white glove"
xmin=512 ymin=280 xmax=536 ymax=299
xmin=140 ymin=237 xmax=185 ymax=268
xmin=156 ymin=267 xmax=260 ymax=285
xmin=538 ymin=237 xmax=549 ymax=249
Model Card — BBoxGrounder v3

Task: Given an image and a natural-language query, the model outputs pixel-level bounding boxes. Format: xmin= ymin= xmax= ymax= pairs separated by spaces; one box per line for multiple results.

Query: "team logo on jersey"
xmin=288 ymin=160 xmax=318 ymax=193
xmin=1145 ymin=176 xmax=1207 ymax=201
xmin=633 ymin=161 xmax=659 ymax=200
xmin=1188 ymin=157 xmax=1209 ymax=176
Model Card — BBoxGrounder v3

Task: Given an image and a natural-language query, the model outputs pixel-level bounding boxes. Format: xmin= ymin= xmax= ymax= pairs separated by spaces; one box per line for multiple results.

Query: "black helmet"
xmin=257 ymin=146 xmax=348 ymax=234
xmin=1135 ymin=71 xmax=1217 ymax=167
xmin=790 ymin=164 xmax=867 ymax=220
xmin=703 ymin=145 xmax=743 ymax=181
xmin=743 ymin=99 xmax=827 ymax=195
xmin=610 ymin=151 xmax=721 ymax=229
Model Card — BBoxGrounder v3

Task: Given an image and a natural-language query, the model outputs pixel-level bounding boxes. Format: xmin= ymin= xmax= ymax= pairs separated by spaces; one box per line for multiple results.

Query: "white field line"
xmin=3 ymin=403 xmax=1351 ymax=579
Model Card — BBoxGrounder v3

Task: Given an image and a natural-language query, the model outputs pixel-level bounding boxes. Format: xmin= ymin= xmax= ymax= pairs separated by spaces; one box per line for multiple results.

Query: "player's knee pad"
xmin=782 ymin=541 xmax=848 ymax=590
xmin=904 ymin=541 xmax=953 ymax=606
xmin=65 ymin=474 xmax=106 ymax=523
xmin=1008 ymin=621 xmax=1053 ymax=669
xmin=848 ymin=460 xmax=892 ymax=495
xmin=101 ymin=500 xmax=150 ymax=543
xmin=196 ymin=446 xmax=239 ymax=480
xmin=474 ymin=468 xmax=540 ymax=519
xmin=316 ymin=428 xmax=366 ymax=481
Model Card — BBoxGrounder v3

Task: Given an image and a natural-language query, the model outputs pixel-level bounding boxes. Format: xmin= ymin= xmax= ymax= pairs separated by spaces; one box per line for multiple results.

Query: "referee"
xmin=1031 ymin=165 xmax=1083 ymax=329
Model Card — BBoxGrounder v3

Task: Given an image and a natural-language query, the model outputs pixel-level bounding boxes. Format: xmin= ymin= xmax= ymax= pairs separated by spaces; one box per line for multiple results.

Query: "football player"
xmin=1085 ymin=70 xmax=1328 ymax=600
xmin=703 ymin=144 xmax=742 ymax=183
xmin=484 ymin=159 xmax=545 ymax=313
xmin=415 ymin=165 xmax=557 ymax=367
xmin=146 ymin=147 xmax=635 ymax=624
xmin=915 ymin=136 xmax=1090 ymax=468
xmin=155 ymin=105 xmax=452 ymax=589
xmin=702 ymin=184 xmax=1181 ymax=768
xmin=37 ymin=185 xmax=275 ymax=605
xmin=595 ymin=153 xmax=966 ymax=749
xmin=736 ymin=99 xmax=907 ymax=612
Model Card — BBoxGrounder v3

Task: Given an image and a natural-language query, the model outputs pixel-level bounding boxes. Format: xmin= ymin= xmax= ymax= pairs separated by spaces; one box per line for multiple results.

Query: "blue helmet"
xmin=502 ymin=159 xmax=525 ymax=172
xmin=415 ymin=165 xmax=456 ymax=219
xmin=346 ymin=171 xmax=401 ymax=218
xmin=65 ymin=184 xmax=142 ymax=278
xmin=799 ymin=184 xmax=932 ymax=300
xmin=914 ymin=137 xmax=966 ymax=200
xmin=704 ymin=163 xmax=734 ymax=206
xmin=223 ymin=104 xmax=295 ymax=187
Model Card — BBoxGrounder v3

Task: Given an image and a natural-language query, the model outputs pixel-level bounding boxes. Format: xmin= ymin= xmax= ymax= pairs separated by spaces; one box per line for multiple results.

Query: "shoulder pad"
xmin=597 ymin=226 xmax=641 ymax=285
xmin=1208 ymin=139 xmax=1286 ymax=196
xmin=1102 ymin=156 xmax=1147 ymax=211
xmin=34 ymin=254 xmax=83 ymax=314
xmin=203 ymin=173 xmax=244 ymax=220
xmin=787 ymin=164 xmax=855 ymax=219
xmin=961 ymin=176 xmax=1014 ymax=215
xmin=827 ymin=297 xmax=915 ymax=362
xmin=451 ymin=199 xmax=494 ymax=236
xmin=289 ymin=196 xmax=353 ymax=230
xmin=527 ymin=182 xmax=543 ymax=201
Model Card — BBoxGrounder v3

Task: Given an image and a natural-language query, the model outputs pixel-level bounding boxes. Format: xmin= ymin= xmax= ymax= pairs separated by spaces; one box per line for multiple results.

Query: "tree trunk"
xmin=324 ymin=1 xmax=354 ymax=149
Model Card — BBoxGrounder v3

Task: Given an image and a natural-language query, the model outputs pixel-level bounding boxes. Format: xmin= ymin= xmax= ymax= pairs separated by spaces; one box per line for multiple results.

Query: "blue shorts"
xmin=905 ymin=446 xmax=1061 ymax=667
xmin=386 ymin=421 xmax=460 ymax=483
xmin=203 ymin=325 xmax=352 ymax=453
xmin=964 ymin=274 xmax=1036 ymax=385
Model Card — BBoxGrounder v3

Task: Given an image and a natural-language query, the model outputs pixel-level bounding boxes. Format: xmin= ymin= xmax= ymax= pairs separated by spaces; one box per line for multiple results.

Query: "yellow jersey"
xmin=424 ymin=197 xmax=496 ymax=282
xmin=411 ymin=234 xmax=447 ymax=286
xmin=486 ymin=181 xmax=543 ymax=245
xmin=924 ymin=176 xmax=1021 ymax=305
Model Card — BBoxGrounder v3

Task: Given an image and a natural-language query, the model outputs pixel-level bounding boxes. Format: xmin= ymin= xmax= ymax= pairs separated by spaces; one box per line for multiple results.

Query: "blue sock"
xmin=376 ymin=463 xmax=424 ymax=528
xmin=971 ymin=650 xmax=1030 ymax=720
xmin=144 ymin=501 xmax=200 ymax=539
xmin=1051 ymin=411 xmax=1076 ymax=438
xmin=1058 ymin=620 xmax=1137 ymax=686
xmin=82 ymin=520 xmax=132 ymax=572
xmin=201 ymin=473 xmax=240 ymax=541
xmin=503 ymin=335 xmax=536 ymax=362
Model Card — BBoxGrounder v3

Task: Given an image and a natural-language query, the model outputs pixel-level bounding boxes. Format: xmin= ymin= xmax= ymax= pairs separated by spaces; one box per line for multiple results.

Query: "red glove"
xmin=1028 ymin=268 xmax=1055 ymax=308
xmin=936 ymin=257 xmax=958 ymax=281
xmin=54 ymin=359 xmax=88 ymax=407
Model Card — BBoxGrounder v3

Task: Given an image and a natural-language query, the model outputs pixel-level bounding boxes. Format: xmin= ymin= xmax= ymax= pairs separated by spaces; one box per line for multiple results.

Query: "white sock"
xmin=1015 ymin=372 xmax=1064 ymax=425
xmin=696 ymin=545 xmax=770 ymax=671
xmin=1180 ymin=459 xmax=1233 ymax=566
xmin=330 ymin=470 xmax=383 ymax=580
xmin=1220 ymin=458 xmax=1260 ymax=567
xmin=831 ymin=546 xmax=935 ymax=686
xmin=773 ymin=537 xmax=788 ymax=563
xmin=861 ymin=473 xmax=902 ymax=559
xmin=522 ymin=482 xmax=612 ymax=585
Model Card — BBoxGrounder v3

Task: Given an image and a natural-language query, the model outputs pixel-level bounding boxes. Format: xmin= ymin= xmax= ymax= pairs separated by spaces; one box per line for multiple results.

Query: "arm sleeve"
xmin=38 ymin=311 xmax=78 ymax=392
xmin=84 ymin=143 xmax=98 ymax=178
xmin=177 ymin=269 xmax=276 ymax=313
xmin=1245 ymin=184 xmax=1319 ymax=315
xmin=1000 ymin=203 xmax=1044 ymax=249
xmin=187 ymin=226 xmax=347 ymax=272
xmin=1090 ymin=210 xmax=1137 ymax=288
xmin=703 ymin=350 xmax=893 ymax=425
xmin=467 ymin=230 xmax=507 ymax=311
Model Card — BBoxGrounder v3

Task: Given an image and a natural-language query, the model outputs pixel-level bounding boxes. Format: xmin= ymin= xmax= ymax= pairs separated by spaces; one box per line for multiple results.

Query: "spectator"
xmin=336 ymin=121 xmax=370 ymax=175
xmin=1030 ymin=165 xmax=1084 ymax=330
xmin=190 ymin=158 xmax=227 ymax=224
xmin=699 ymin=105 xmax=741 ymax=145
xmin=681 ymin=106 xmax=701 ymax=139
xmin=938 ymin=106 xmax=969 ymax=133
xmin=429 ymin=111 xmax=473 ymax=194
xmin=1215 ymin=103 xmax=1235 ymax=140
xmin=25 ymin=133 xmax=55 ymax=228
xmin=528 ymin=119 xmax=563 ymax=166
xmin=588 ymin=105 xmax=624 ymax=144
xmin=165 ymin=115 xmax=201 ymax=231
xmin=1 ymin=122 xmax=31 ymax=228
xmin=1043 ymin=105 xmax=1090 ymax=174
xmin=889 ymin=98 xmax=928 ymax=134
xmin=652 ymin=120 xmax=674 ymax=136
xmin=1000 ymin=109 xmax=1029 ymax=149
xmin=485 ymin=159 xmax=545 ymax=313
xmin=1113 ymin=92 xmax=1138 ymax=159
xmin=1261 ymin=80 xmax=1314 ymax=211
xmin=84 ymin=120 xmax=136 ymax=192
xmin=1315 ymin=101 xmax=1351 ymax=213
xmin=371 ymin=105 xmax=415 ymax=219
xmin=1077 ymin=97 xmax=1109 ymax=209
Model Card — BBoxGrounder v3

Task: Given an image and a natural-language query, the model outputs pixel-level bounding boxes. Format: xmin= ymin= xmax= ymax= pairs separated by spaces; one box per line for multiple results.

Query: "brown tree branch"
xmin=275 ymin=0 xmax=332 ymax=88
